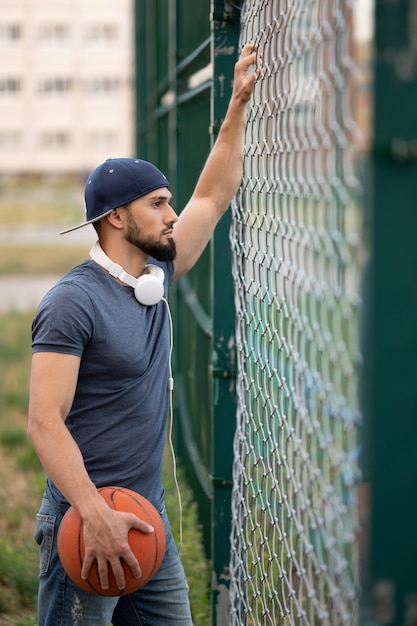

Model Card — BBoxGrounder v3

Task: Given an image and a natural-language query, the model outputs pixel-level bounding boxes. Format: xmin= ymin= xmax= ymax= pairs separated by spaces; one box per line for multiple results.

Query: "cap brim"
xmin=59 ymin=221 xmax=90 ymax=234
xmin=59 ymin=209 xmax=113 ymax=235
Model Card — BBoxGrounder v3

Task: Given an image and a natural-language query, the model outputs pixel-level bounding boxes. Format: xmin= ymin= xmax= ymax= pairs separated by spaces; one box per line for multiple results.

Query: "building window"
xmin=83 ymin=77 xmax=122 ymax=94
xmin=85 ymin=23 xmax=118 ymax=41
xmin=38 ymin=77 xmax=73 ymax=94
xmin=37 ymin=23 xmax=70 ymax=41
xmin=0 ymin=24 xmax=22 ymax=42
xmin=0 ymin=130 xmax=22 ymax=149
xmin=87 ymin=130 xmax=118 ymax=149
xmin=39 ymin=131 xmax=71 ymax=148
xmin=0 ymin=77 xmax=22 ymax=94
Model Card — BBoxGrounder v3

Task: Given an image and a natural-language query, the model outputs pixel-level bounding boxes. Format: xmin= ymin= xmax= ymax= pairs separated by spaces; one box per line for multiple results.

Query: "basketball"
xmin=57 ymin=486 xmax=166 ymax=596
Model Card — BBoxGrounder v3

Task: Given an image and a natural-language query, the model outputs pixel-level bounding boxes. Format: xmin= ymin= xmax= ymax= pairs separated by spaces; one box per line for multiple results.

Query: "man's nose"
xmin=166 ymin=205 xmax=178 ymax=224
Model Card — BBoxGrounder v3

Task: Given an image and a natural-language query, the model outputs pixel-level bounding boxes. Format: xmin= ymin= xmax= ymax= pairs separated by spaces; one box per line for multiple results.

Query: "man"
xmin=28 ymin=43 xmax=260 ymax=626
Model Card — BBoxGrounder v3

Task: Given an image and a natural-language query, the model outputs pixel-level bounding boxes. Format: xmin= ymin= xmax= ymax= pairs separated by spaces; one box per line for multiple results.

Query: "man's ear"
xmin=105 ymin=207 xmax=125 ymax=230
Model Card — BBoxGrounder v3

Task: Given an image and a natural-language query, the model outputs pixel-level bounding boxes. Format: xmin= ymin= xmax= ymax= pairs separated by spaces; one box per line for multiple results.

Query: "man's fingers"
xmin=241 ymin=42 xmax=257 ymax=57
xmin=97 ymin=558 xmax=111 ymax=590
xmin=129 ymin=512 xmax=154 ymax=534
xmin=82 ymin=553 xmax=142 ymax=592
xmin=81 ymin=553 xmax=94 ymax=581
xmin=237 ymin=43 xmax=264 ymax=82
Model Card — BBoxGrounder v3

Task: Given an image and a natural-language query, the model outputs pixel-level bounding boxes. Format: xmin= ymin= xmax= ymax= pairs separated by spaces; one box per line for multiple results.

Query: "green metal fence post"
xmin=364 ymin=0 xmax=417 ymax=623
xmin=210 ymin=3 xmax=241 ymax=624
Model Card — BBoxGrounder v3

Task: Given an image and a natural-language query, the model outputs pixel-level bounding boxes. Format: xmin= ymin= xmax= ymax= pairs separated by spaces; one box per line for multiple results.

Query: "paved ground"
xmin=0 ymin=224 xmax=95 ymax=245
xmin=0 ymin=274 xmax=61 ymax=313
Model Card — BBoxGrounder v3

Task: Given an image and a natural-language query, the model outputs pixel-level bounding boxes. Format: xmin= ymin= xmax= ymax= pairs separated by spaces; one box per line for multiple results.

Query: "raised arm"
xmin=172 ymin=43 xmax=261 ymax=280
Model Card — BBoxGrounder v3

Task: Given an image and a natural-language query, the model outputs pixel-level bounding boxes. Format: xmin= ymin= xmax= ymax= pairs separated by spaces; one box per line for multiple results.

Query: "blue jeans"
xmin=34 ymin=496 xmax=193 ymax=625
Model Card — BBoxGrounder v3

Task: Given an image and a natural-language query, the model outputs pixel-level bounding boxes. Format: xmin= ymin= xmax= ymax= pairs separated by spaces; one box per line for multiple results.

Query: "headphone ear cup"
xmin=134 ymin=266 xmax=165 ymax=305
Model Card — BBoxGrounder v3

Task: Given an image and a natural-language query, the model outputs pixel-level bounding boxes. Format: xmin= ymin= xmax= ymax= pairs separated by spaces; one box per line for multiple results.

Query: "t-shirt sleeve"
xmin=32 ymin=281 xmax=95 ymax=357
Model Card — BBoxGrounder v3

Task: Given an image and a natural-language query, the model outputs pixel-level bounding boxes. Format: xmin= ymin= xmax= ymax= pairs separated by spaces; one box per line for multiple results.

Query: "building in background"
xmin=0 ymin=0 xmax=134 ymax=177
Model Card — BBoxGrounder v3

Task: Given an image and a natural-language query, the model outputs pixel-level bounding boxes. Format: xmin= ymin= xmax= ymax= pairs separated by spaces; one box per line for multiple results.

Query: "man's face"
xmin=125 ymin=188 xmax=178 ymax=262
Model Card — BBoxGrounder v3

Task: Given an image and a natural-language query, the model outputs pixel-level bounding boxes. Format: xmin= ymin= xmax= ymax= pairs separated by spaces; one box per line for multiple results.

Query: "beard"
xmin=126 ymin=210 xmax=177 ymax=262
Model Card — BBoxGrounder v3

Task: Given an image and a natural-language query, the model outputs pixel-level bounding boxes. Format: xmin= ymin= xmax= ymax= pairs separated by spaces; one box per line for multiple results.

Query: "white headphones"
xmin=89 ymin=241 xmax=165 ymax=306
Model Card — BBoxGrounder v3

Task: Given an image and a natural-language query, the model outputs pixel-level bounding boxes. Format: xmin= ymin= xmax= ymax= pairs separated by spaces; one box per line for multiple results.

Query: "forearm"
xmin=28 ymin=413 xmax=101 ymax=516
xmin=172 ymin=44 xmax=261 ymax=278
xmin=191 ymin=96 xmax=248 ymax=214
xmin=191 ymin=43 xmax=260 ymax=214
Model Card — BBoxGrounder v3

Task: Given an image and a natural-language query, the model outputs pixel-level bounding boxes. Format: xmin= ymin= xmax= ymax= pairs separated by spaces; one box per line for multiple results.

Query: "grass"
xmin=0 ymin=244 xmax=90 ymax=276
xmin=0 ymin=178 xmax=210 ymax=626
xmin=0 ymin=178 xmax=84 ymax=229
xmin=0 ymin=311 xmax=43 ymax=626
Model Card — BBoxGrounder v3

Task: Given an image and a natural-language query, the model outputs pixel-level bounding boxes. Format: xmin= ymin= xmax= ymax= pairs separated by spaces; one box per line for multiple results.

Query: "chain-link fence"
xmin=229 ymin=1 xmax=364 ymax=624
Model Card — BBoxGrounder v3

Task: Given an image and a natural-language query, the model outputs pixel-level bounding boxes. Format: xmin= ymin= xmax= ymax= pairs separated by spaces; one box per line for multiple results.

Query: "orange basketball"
xmin=57 ymin=486 xmax=166 ymax=596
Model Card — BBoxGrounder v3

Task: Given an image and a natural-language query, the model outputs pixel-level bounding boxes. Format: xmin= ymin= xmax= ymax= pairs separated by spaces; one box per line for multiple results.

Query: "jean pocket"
xmin=34 ymin=513 xmax=56 ymax=574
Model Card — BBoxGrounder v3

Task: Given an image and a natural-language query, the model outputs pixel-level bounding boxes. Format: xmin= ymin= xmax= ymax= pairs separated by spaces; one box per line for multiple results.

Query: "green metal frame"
xmin=134 ymin=2 xmax=241 ymax=623
xmin=363 ymin=0 xmax=417 ymax=623
xmin=209 ymin=5 xmax=241 ymax=621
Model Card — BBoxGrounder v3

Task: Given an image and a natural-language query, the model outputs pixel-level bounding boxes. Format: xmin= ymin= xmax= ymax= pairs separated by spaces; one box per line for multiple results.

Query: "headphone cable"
xmin=162 ymin=297 xmax=183 ymax=550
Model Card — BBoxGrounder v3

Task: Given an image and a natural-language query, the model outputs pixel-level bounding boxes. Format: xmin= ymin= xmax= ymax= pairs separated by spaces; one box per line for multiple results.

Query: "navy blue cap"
xmin=60 ymin=158 xmax=169 ymax=233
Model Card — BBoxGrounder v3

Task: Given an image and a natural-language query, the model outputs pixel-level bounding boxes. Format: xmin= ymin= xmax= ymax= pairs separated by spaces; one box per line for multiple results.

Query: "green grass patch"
xmin=0 ymin=244 xmax=89 ymax=276
xmin=2 ymin=389 xmax=29 ymax=413
xmin=0 ymin=542 xmax=39 ymax=609
xmin=0 ymin=179 xmax=83 ymax=228
xmin=0 ymin=426 xmax=27 ymax=448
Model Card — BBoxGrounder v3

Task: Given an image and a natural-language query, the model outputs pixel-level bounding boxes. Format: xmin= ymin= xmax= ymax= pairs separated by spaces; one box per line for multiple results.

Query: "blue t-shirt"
xmin=32 ymin=259 xmax=174 ymax=511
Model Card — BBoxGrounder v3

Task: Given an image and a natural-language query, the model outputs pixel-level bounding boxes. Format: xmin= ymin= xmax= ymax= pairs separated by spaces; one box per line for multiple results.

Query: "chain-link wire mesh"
xmin=229 ymin=1 xmax=364 ymax=624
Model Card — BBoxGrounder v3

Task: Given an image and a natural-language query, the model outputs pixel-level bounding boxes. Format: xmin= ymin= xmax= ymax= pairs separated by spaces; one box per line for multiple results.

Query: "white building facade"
xmin=0 ymin=0 xmax=134 ymax=176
